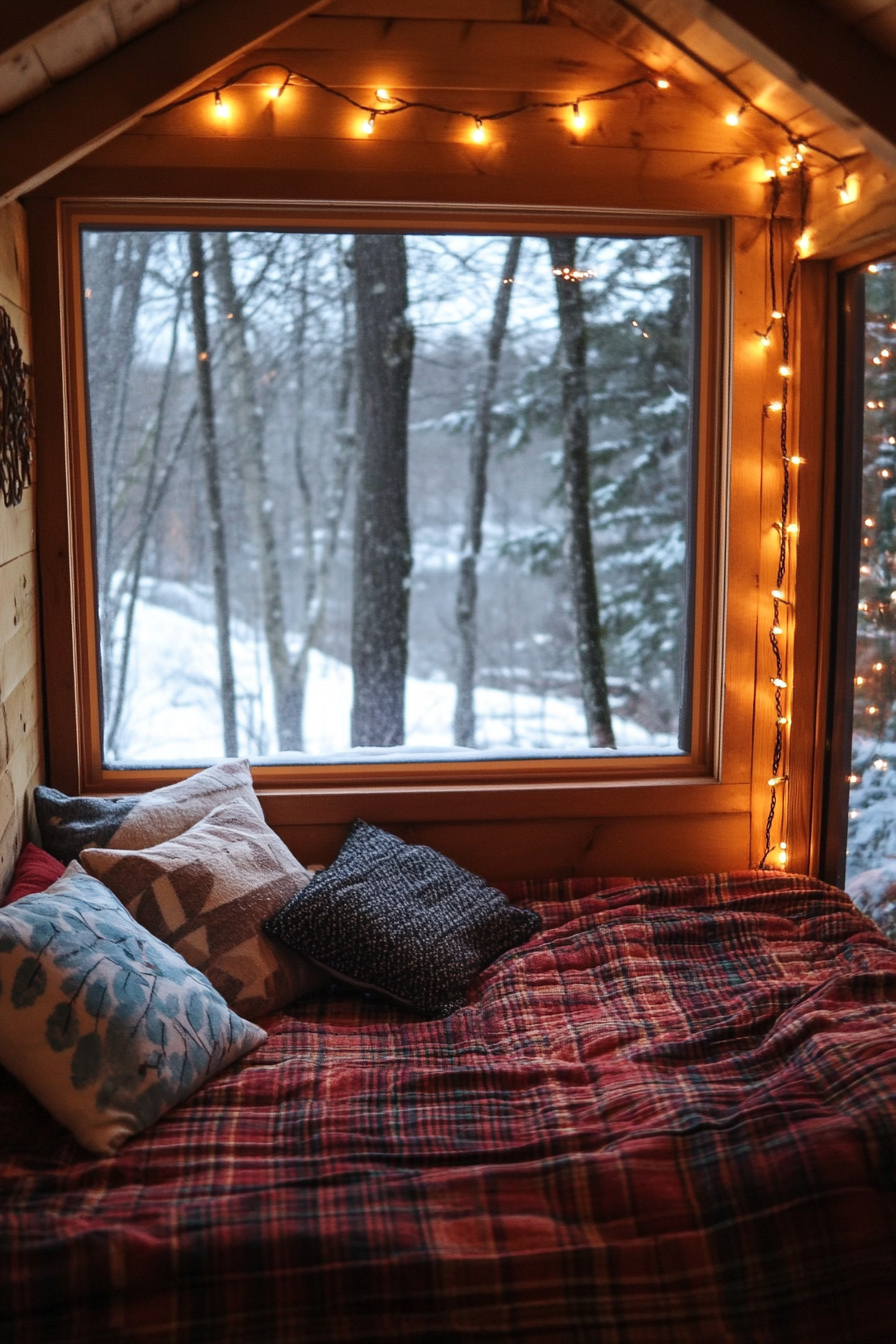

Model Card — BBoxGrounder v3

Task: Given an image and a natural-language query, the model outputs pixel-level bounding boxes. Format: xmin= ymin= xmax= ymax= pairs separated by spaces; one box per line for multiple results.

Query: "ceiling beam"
xmin=667 ymin=0 xmax=896 ymax=167
xmin=0 ymin=0 xmax=330 ymax=206
xmin=0 ymin=1 xmax=91 ymax=57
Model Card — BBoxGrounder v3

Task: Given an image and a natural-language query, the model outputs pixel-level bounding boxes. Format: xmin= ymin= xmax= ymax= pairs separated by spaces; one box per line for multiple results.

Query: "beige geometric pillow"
xmin=35 ymin=758 xmax=265 ymax=864
xmin=79 ymin=798 xmax=328 ymax=1020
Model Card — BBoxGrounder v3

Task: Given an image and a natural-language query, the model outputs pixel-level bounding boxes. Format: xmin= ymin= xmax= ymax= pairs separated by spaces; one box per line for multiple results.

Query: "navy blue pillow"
xmin=263 ymin=820 xmax=540 ymax=1018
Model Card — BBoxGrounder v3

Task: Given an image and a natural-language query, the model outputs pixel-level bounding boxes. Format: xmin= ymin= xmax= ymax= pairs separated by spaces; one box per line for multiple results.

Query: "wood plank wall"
xmin=0 ymin=202 xmax=42 ymax=892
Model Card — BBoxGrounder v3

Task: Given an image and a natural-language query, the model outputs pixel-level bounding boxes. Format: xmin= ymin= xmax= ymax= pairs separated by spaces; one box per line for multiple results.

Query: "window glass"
xmin=81 ymin=228 xmax=697 ymax=767
xmin=846 ymin=259 xmax=896 ymax=935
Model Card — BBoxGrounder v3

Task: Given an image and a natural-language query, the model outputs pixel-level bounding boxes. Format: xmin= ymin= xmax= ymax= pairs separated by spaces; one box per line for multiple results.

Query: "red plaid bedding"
xmin=2 ymin=870 xmax=896 ymax=1343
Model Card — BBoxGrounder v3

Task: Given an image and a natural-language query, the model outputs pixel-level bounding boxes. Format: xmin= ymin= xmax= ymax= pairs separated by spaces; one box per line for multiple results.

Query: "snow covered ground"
xmin=105 ymin=591 xmax=680 ymax=765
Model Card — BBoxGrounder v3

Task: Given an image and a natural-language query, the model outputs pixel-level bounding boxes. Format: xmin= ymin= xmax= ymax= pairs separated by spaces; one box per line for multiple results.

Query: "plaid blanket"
xmin=2 ymin=870 xmax=895 ymax=1343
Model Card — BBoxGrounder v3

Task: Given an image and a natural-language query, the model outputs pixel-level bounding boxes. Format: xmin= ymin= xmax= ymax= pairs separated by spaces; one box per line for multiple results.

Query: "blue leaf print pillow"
xmin=0 ymin=862 xmax=266 ymax=1155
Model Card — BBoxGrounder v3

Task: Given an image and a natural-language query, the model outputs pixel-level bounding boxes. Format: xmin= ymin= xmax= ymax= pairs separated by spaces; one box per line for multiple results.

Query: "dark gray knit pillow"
xmin=263 ymin=820 xmax=540 ymax=1018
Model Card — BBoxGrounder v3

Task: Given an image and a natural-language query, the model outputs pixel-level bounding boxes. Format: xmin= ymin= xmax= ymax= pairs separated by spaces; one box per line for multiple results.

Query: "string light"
xmin=147 ymin=54 xmax=858 ymax=201
xmin=362 ymin=112 xmax=376 ymax=135
xmin=472 ymin=118 xmax=486 ymax=144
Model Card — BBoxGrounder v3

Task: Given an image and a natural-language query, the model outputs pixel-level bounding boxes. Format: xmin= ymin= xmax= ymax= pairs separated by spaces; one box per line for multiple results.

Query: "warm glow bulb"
xmin=572 ymin=104 xmax=586 ymax=131
xmin=767 ymin=400 xmax=783 ymax=412
xmin=214 ymin=91 xmax=230 ymax=119
xmin=656 ymin=78 xmax=670 ymax=89
xmin=760 ymin=334 xmax=771 ymax=347
xmin=869 ymin=264 xmax=879 ymax=273
xmin=362 ymin=113 xmax=376 ymax=135
xmin=788 ymin=455 xmax=806 ymax=465
xmin=779 ymin=364 xmax=792 ymax=378
xmin=472 ymin=119 xmax=486 ymax=143
xmin=376 ymin=88 xmax=391 ymax=102
xmin=771 ymin=588 xmax=787 ymax=600
xmin=267 ymin=84 xmax=283 ymax=100
xmin=725 ymin=110 xmax=741 ymax=126
xmin=772 ymin=310 xmax=783 ymax=321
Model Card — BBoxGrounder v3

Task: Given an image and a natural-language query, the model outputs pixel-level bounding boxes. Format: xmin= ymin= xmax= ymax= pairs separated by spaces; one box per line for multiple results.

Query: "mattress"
xmin=2 ymin=870 xmax=895 ymax=1343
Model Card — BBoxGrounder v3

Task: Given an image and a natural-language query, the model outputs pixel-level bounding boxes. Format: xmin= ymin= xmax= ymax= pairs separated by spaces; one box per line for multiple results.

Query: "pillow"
xmin=0 ymin=863 xmax=265 ymax=1156
xmin=33 ymin=759 xmax=263 ymax=864
xmin=2 ymin=842 xmax=65 ymax=906
xmin=263 ymin=819 xmax=542 ymax=1018
xmin=78 ymin=798 xmax=328 ymax=1020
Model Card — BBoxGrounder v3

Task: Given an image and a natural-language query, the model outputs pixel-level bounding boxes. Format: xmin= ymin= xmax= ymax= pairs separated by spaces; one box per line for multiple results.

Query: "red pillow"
xmin=2 ymin=843 xmax=65 ymax=906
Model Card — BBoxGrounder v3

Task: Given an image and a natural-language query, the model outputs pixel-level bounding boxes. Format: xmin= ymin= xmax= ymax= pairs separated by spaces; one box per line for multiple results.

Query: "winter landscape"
xmin=82 ymin=227 xmax=695 ymax=768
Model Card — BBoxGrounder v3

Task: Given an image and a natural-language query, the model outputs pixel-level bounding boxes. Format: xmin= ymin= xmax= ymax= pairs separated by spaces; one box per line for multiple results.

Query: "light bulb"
xmin=869 ymin=264 xmax=879 ymax=273
xmin=362 ymin=113 xmax=376 ymax=135
xmin=772 ymin=624 xmax=783 ymax=635
xmin=788 ymin=455 xmax=805 ymax=465
xmin=768 ymin=775 xmax=786 ymax=786
xmin=472 ymin=119 xmax=486 ymax=143
xmin=375 ymin=88 xmax=391 ymax=103
xmin=656 ymin=78 xmax=670 ymax=89
xmin=770 ymin=677 xmax=788 ymax=689
xmin=760 ymin=334 xmax=771 ymax=347
xmin=767 ymin=400 xmax=783 ymax=412
xmin=267 ymin=84 xmax=283 ymax=100
xmin=771 ymin=589 xmax=787 ymax=601
xmin=725 ymin=110 xmax=741 ymax=126
xmin=214 ymin=91 xmax=229 ymax=119
xmin=787 ymin=523 xmax=799 ymax=534
xmin=777 ymin=717 xmax=789 ymax=726
xmin=772 ymin=310 xmax=783 ymax=321
xmin=778 ymin=364 xmax=792 ymax=378
xmin=572 ymin=103 xmax=586 ymax=131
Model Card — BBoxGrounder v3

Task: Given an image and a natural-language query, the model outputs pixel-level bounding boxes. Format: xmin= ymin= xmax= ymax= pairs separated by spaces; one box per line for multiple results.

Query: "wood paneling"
xmin=0 ymin=202 xmax=43 ymax=893
xmin=0 ymin=0 xmax=332 ymax=206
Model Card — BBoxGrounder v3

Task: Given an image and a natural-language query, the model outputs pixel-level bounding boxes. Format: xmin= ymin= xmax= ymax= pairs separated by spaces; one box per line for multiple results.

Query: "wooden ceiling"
xmin=3 ymin=0 xmax=896 ymax=258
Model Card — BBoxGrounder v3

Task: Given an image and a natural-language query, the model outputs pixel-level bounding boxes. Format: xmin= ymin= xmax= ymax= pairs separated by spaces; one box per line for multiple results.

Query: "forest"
xmin=81 ymin=226 xmax=696 ymax=768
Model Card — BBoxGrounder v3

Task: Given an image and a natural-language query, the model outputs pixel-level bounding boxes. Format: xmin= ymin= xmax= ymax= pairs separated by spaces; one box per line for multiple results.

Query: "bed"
xmin=2 ymin=868 xmax=896 ymax=1343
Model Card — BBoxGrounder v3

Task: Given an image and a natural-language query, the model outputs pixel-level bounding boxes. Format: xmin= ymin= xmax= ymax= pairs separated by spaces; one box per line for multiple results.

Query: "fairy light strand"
xmin=760 ymin=167 xmax=808 ymax=869
xmin=148 ymin=62 xmax=658 ymax=133
xmin=147 ymin=47 xmax=859 ymax=191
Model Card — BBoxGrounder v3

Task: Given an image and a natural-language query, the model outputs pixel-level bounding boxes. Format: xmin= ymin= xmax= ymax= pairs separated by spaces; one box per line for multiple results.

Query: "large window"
xmin=79 ymin=224 xmax=700 ymax=770
xmin=842 ymin=258 xmax=896 ymax=934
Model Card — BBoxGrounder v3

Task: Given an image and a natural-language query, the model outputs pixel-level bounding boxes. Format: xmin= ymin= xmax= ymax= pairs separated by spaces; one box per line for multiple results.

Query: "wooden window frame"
xmin=28 ymin=189 xmax=802 ymax=879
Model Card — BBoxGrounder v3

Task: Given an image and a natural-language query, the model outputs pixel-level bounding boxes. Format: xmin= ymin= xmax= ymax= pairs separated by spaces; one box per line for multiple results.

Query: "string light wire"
xmin=760 ymin=167 xmax=808 ymax=869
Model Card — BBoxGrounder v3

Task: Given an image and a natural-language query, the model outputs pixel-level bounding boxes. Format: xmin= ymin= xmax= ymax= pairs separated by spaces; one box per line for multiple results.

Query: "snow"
xmin=106 ymin=589 xmax=680 ymax=766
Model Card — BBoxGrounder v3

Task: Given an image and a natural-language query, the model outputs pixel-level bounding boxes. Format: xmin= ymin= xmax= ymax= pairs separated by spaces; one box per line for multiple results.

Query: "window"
xmin=839 ymin=258 xmax=896 ymax=935
xmin=78 ymin=220 xmax=704 ymax=773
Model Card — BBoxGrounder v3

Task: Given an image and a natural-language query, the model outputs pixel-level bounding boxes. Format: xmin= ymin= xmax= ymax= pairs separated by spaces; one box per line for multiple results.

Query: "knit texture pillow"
xmin=263 ymin=820 xmax=541 ymax=1018
xmin=79 ymin=799 xmax=327 ymax=1020
xmin=0 ymin=863 xmax=265 ymax=1156
xmin=34 ymin=759 xmax=263 ymax=864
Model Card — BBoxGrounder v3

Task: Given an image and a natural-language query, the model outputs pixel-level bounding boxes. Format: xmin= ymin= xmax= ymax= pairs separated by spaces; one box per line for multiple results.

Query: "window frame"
xmin=36 ymin=197 xmax=730 ymax=811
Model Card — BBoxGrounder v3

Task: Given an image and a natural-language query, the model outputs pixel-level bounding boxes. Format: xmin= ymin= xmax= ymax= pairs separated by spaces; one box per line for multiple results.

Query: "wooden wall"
xmin=0 ymin=203 xmax=42 ymax=892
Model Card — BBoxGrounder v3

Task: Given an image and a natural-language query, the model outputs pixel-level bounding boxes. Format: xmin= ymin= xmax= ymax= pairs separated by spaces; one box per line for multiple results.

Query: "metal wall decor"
xmin=0 ymin=304 xmax=33 ymax=506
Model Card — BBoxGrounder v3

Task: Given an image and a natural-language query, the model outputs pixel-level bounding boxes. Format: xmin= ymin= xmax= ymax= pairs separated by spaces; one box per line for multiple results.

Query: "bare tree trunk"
xmin=105 ymin=285 xmax=187 ymax=755
xmin=351 ymin=234 xmax=414 ymax=748
xmin=210 ymin=233 xmax=303 ymax=751
xmin=88 ymin=233 xmax=153 ymax=705
xmin=106 ymin=405 xmax=197 ymax=757
xmin=454 ymin=235 xmax=523 ymax=747
xmin=188 ymin=231 xmax=238 ymax=756
xmin=548 ymin=236 xmax=615 ymax=749
xmin=291 ymin=239 xmax=356 ymax=743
